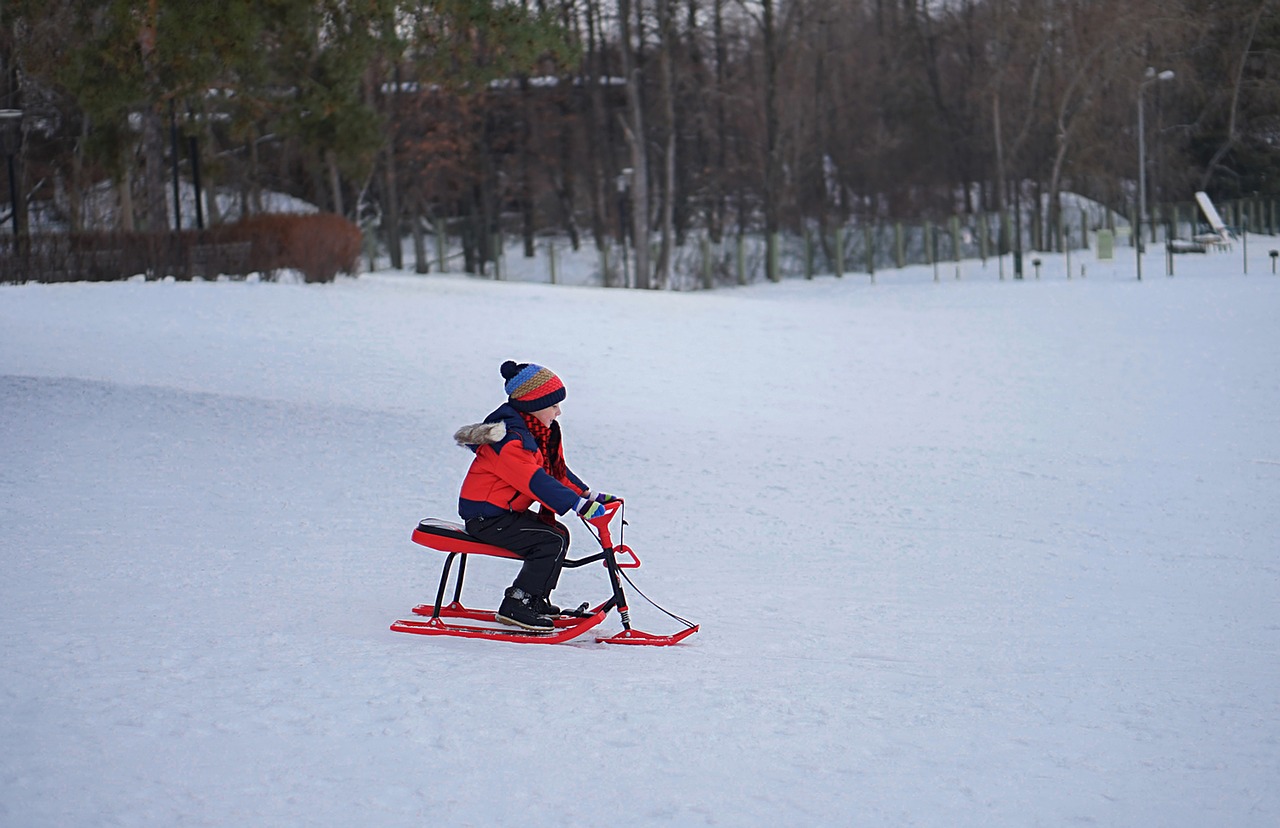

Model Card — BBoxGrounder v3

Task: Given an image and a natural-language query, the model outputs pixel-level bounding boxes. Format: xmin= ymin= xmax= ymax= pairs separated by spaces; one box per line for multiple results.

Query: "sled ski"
xmin=390 ymin=501 xmax=698 ymax=646
xmin=389 ymin=607 xmax=607 ymax=644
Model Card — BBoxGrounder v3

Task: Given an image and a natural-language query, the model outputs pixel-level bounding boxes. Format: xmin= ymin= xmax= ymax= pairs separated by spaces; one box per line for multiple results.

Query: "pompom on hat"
xmin=501 ymin=360 xmax=566 ymax=412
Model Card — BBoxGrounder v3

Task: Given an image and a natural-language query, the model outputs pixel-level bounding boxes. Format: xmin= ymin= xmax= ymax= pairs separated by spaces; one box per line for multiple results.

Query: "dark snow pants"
xmin=464 ymin=510 xmax=569 ymax=598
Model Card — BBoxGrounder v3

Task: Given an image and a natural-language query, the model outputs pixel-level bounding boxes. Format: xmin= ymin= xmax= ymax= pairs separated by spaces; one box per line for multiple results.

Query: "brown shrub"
xmin=214 ymin=213 xmax=362 ymax=283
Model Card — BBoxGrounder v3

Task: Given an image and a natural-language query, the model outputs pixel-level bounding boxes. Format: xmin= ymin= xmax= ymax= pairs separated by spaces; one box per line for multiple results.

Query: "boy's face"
xmin=531 ymin=403 xmax=561 ymax=427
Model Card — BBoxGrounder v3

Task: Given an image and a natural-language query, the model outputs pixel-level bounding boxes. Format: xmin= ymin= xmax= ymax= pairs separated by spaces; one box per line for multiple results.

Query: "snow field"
xmin=2 ymin=245 xmax=1279 ymax=826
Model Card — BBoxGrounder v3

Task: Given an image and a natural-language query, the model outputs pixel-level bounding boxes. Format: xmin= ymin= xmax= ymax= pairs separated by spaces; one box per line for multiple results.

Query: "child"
xmin=453 ymin=361 xmax=619 ymax=631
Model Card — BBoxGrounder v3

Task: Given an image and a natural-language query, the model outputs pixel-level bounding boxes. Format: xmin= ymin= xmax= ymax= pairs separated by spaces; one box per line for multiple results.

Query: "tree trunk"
xmin=619 ymin=0 xmax=650 ymax=288
xmin=117 ymin=164 xmax=135 ymax=233
xmin=68 ymin=118 xmax=88 ymax=232
xmin=993 ymin=90 xmax=1006 ymax=214
xmin=380 ymin=144 xmax=401 ymax=269
xmin=710 ymin=0 xmax=727 ymax=243
xmin=249 ymin=130 xmax=263 ymax=215
xmin=381 ymin=65 xmax=402 ymax=269
xmin=410 ymin=196 xmax=428 ymax=274
xmin=326 ymin=149 xmax=344 ymax=217
xmin=204 ymin=160 xmax=222 ymax=227
xmin=655 ymin=0 xmax=676 ymax=290
xmin=519 ymin=75 xmax=536 ymax=259
xmin=762 ymin=0 xmax=780 ymax=281
xmin=383 ymin=150 xmax=402 ymax=269
xmin=555 ymin=97 xmax=581 ymax=251
xmin=140 ymin=103 xmax=169 ymax=232
xmin=136 ymin=1 xmax=168 ymax=233
xmin=582 ymin=0 xmax=610 ymax=264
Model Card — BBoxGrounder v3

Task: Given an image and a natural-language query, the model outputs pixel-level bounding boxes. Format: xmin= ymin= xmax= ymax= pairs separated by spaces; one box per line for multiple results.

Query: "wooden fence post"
xmin=865 ymin=225 xmax=874 ymax=282
xmin=979 ymin=213 xmax=988 ymax=265
xmin=701 ymin=236 xmax=713 ymax=289
xmin=932 ymin=223 xmax=940 ymax=282
xmin=999 ymin=212 xmax=1009 ymax=280
xmin=834 ymin=227 xmax=844 ymax=278
xmin=951 ymin=216 xmax=961 ymax=279
xmin=1062 ymin=210 xmax=1070 ymax=279
xmin=435 ymin=219 xmax=446 ymax=272
xmin=804 ymin=229 xmax=814 ymax=280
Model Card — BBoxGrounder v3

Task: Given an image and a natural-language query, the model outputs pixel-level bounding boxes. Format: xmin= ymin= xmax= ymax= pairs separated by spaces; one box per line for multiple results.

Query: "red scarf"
xmin=520 ymin=412 xmax=567 ymax=480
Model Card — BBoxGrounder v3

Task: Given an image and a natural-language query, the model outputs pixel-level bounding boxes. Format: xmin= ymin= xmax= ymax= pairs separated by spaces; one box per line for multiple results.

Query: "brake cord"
xmin=617 ymin=567 xmax=698 ymax=630
xmin=579 ymin=511 xmax=697 ymax=630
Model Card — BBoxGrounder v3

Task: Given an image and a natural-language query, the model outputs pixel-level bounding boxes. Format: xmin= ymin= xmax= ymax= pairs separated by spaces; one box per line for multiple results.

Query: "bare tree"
xmin=618 ymin=0 xmax=652 ymax=287
xmin=1198 ymin=0 xmax=1273 ymax=190
xmin=654 ymin=0 xmax=677 ymax=288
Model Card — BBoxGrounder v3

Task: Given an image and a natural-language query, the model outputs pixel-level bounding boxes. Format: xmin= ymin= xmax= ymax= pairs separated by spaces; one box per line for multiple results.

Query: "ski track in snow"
xmin=2 ymin=251 xmax=1279 ymax=826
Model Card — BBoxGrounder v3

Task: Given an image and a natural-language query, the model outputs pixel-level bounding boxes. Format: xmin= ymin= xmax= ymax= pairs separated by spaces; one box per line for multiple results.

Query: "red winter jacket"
xmin=455 ymin=404 xmax=588 ymax=520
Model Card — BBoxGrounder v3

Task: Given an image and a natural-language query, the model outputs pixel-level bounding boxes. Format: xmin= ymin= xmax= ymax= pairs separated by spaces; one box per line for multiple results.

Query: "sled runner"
xmin=391 ymin=500 xmax=698 ymax=646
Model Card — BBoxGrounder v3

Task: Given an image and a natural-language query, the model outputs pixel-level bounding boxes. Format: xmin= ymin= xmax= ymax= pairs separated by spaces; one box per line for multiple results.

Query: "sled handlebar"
xmin=584 ymin=498 xmax=623 ymax=539
xmin=584 ymin=499 xmax=640 ymax=569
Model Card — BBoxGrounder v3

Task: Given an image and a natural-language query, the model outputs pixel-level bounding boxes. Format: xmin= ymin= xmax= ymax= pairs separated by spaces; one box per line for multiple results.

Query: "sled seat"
xmin=412 ymin=518 xmax=521 ymax=560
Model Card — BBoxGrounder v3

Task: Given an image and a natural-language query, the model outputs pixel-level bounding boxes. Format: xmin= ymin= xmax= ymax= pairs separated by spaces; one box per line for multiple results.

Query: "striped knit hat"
xmin=501 ymin=360 xmax=567 ymax=412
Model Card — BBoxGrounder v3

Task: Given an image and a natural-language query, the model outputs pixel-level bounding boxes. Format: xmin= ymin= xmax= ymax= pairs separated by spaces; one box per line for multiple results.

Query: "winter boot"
xmin=532 ymin=594 xmax=562 ymax=616
xmin=496 ymin=587 xmax=554 ymax=632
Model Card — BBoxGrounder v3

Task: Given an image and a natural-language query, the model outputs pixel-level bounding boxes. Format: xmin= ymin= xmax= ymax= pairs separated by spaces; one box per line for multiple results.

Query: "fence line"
xmin=0 ymin=232 xmax=253 ymax=284
xmin=4 ymin=196 xmax=1277 ymax=286
xmin=496 ymin=195 xmax=1276 ymax=288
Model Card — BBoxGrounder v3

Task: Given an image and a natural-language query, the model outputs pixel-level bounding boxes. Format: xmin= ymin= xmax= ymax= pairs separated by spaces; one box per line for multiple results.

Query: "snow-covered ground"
xmin=2 ymin=241 xmax=1279 ymax=826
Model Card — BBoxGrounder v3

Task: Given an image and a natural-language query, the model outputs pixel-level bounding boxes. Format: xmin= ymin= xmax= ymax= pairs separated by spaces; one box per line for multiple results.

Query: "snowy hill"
xmin=2 ymin=245 xmax=1279 ymax=826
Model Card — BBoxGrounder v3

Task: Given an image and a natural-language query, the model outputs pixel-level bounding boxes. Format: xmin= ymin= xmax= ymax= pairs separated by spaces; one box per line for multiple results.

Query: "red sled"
xmin=390 ymin=500 xmax=698 ymax=646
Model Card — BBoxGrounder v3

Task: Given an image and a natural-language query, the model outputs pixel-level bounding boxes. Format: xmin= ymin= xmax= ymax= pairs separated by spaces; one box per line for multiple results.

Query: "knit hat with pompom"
xmin=501 ymin=360 xmax=566 ymax=412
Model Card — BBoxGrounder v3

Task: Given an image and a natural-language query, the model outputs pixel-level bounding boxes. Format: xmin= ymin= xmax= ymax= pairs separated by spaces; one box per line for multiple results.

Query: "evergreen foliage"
xmin=1 ymin=0 xmax=1277 ymax=281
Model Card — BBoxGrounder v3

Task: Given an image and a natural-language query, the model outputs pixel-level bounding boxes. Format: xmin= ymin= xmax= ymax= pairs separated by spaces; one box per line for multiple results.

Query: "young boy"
xmin=453 ymin=361 xmax=618 ymax=631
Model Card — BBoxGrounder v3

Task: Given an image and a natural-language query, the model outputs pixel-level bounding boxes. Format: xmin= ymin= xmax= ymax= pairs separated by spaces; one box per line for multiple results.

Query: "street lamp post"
xmin=1137 ymin=68 xmax=1174 ymax=281
xmin=0 ymin=109 xmax=23 ymax=243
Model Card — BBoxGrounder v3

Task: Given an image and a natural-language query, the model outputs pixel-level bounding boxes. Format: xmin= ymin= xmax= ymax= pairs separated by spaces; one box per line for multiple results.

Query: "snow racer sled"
xmin=391 ymin=500 xmax=698 ymax=646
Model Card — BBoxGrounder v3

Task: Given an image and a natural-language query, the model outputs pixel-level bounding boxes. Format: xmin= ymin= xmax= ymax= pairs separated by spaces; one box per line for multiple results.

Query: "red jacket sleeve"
xmin=485 ymin=440 xmax=583 ymax=515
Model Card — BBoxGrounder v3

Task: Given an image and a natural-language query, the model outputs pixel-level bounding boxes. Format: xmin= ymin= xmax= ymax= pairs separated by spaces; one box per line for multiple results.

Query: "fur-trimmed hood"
xmin=454 ymin=404 xmax=539 ymax=453
xmin=453 ymin=420 xmax=506 ymax=448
